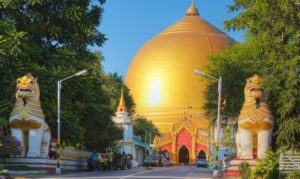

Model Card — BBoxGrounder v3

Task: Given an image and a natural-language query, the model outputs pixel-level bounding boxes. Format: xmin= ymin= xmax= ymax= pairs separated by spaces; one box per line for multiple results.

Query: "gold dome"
xmin=125 ymin=2 xmax=234 ymax=133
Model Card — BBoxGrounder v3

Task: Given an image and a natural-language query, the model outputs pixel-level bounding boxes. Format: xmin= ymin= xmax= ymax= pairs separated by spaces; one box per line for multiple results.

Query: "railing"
xmin=279 ymin=153 xmax=300 ymax=174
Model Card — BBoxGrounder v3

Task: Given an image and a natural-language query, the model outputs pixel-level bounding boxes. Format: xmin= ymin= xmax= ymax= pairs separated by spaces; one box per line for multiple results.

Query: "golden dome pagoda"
xmin=125 ymin=1 xmax=234 ymax=133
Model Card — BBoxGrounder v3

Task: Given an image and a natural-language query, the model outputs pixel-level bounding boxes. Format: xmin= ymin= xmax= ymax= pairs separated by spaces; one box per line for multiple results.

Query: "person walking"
xmin=91 ymin=149 xmax=98 ymax=171
xmin=48 ymin=144 xmax=57 ymax=159
xmin=106 ymin=150 xmax=113 ymax=170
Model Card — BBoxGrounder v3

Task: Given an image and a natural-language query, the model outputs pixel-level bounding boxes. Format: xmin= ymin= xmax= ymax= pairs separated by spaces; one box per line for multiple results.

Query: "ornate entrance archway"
xmin=178 ymin=145 xmax=189 ymax=164
xmin=154 ymin=114 xmax=209 ymax=164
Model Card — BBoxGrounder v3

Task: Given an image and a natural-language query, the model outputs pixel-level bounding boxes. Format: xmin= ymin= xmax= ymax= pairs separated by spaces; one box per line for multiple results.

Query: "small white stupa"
xmin=112 ymin=89 xmax=134 ymax=155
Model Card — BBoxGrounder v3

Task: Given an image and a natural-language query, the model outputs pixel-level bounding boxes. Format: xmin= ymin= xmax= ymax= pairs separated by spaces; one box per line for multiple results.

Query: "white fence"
xmin=279 ymin=153 xmax=300 ymax=174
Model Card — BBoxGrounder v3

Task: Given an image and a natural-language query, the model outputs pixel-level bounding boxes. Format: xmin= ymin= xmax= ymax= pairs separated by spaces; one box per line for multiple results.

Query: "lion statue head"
xmin=16 ymin=74 xmax=40 ymax=99
xmin=244 ymin=74 xmax=264 ymax=108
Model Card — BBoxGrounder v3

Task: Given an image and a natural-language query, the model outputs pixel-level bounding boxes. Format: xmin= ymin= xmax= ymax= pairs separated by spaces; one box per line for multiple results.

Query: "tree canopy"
xmin=0 ymin=0 xmax=134 ymax=151
xmin=204 ymin=0 xmax=300 ymax=150
xmin=133 ymin=117 xmax=160 ymax=144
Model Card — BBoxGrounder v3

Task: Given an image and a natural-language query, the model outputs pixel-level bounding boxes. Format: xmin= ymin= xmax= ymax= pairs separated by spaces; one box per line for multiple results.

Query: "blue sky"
xmin=99 ymin=0 xmax=244 ymax=77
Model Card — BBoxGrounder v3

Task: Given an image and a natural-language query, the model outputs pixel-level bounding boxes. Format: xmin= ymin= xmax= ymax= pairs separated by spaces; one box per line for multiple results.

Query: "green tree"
xmin=0 ymin=0 xmax=124 ymax=151
xmin=220 ymin=119 xmax=237 ymax=147
xmin=133 ymin=117 xmax=160 ymax=144
xmin=204 ymin=41 xmax=261 ymax=125
xmin=205 ymin=0 xmax=300 ymax=150
xmin=102 ymin=73 xmax=135 ymax=114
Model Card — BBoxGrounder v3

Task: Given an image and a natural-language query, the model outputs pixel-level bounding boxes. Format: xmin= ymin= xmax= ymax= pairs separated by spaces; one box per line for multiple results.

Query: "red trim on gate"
xmin=196 ymin=144 xmax=208 ymax=154
xmin=176 ymin=129 xmax=192 ymax=153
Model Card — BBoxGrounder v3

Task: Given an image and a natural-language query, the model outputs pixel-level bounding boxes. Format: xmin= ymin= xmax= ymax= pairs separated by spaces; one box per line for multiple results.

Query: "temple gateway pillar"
xmin=191 ymin=134 xmax=197 ymax=163
xmin=171 ymin=135 xmax=177 ymax=163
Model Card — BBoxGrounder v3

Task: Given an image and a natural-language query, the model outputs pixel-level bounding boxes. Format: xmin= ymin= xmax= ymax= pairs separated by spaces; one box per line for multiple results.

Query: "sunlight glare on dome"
xmin=149 ymin=77 xmax=161 ymax=106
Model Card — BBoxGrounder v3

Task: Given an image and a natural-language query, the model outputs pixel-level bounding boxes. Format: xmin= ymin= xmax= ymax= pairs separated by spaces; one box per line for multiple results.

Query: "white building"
xmin=112 ymin=89 xmax=150 ymax=166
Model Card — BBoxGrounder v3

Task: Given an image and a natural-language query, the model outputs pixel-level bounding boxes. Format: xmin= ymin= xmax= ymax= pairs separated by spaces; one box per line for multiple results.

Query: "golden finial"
xmin=117 ymin=88 xmax=127 ymax=112
xmin=186 ymin=0 xmax=199 ymax=16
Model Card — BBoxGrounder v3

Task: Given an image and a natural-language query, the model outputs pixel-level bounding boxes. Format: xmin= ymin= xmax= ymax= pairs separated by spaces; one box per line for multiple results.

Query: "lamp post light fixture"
xmin=194 ymin=69 xmax=222 ymax=177
xmin=56 ymin=69 xmax=88 ymax=174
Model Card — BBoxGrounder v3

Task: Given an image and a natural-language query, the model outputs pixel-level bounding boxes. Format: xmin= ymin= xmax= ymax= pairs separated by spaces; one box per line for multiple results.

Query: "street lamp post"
xmin=194 ymin=69 xmax=222 ymax=177
xmin=55 ymin=69 xmax=88 ymax=174
xmin=123 ymin=118 xmax=125 ymax=154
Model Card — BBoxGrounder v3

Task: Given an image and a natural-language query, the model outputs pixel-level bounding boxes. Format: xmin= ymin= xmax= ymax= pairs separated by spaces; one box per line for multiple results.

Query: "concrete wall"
xmin=135 ymin=147 xmax=145 ymax=166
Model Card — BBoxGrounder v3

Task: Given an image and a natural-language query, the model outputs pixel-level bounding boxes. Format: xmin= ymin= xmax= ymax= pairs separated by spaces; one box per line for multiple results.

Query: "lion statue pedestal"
xmin=225 ymin=75 xmax=274 ymax=177
xmin=9 ymin=74 xmax=51 ymax=158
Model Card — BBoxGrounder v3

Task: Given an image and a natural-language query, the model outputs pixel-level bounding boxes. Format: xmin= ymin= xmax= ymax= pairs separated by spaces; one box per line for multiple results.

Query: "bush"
xmin=287 ymin=170 xmax=300 ymax=179
xmin=251 ymin=149 xmax=279 ymax=179
xmin=0 ymin=127 xmax=23 ymax=165
xmin=0 ymin=169 xmax=9 ymax=176
xmin=239 ymin=161 xmax=251 ymax=179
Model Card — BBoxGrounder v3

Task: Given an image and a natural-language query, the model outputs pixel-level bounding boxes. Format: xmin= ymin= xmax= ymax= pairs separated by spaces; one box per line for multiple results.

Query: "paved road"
xmin=32 ymin=166 xmax=214 ymax=179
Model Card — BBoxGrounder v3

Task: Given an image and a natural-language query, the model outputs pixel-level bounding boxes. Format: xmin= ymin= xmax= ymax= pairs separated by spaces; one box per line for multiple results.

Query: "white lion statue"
xmin=236 ymin=74 xmax=274 ymax=159
xmin=9 ymin=74 xmax=51 ymax=157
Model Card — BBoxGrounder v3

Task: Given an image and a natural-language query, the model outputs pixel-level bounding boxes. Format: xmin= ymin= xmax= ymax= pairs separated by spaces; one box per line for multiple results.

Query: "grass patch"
xmin=3 ymin=165 xmax=35 ymax=171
